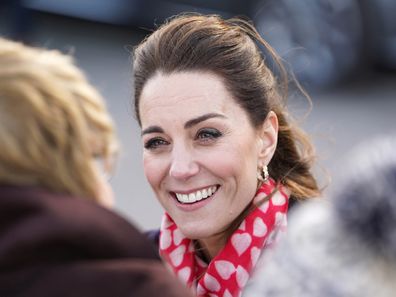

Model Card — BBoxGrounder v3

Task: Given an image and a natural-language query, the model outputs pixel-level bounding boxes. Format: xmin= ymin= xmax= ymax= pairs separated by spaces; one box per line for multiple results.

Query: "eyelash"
xmin=144 ymin=137 xmax=169 ymax=150
xmin=144 ymin=128 xmax=222 ymax=150
xmin=196 ymin=128 xmax=222 ymax=141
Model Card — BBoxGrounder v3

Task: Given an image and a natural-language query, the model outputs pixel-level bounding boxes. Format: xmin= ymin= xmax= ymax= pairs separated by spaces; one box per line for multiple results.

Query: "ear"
xmin=256 ymin=111 xmax=278 ymax=167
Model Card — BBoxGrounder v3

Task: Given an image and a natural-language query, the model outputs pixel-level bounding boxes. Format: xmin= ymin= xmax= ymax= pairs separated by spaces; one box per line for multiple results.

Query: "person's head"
xmin=0 ymin=38 xmax=118 ymax=206
xmin=132 ymin=14 xmax=319 ymax=243
xmin=243 ymin=134 xmax=396 ymax=297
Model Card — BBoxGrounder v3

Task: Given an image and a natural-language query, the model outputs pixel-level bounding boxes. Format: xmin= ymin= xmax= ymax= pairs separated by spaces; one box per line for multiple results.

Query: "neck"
xmin=197 ymin=232 xmax=228 ymax=261
xmin=197 ymin=206 xmax=254 ymax=261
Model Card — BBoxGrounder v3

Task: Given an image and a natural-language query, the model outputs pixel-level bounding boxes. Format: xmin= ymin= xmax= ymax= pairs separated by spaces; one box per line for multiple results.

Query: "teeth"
xmin=208 ymin=187 xmax=212 ymax=196
xmin=175 ymin=186 xmax=218 ymax=204
xmin=202 ymin=189 xmax=208 ymax=198
xmin=196 ymin=191 xmax=202 ymax=201
xmin=176 ymin=193 xmax=190 ymax=203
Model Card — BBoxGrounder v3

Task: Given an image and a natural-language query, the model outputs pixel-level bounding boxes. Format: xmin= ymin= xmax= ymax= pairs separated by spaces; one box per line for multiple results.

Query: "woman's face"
xmin=139 ymin=71 xmax=268 ymax=242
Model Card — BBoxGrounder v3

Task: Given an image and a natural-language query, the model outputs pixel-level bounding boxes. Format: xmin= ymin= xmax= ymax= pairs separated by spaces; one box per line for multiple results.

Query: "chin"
xmin=178 ymin=223 xmax=225 ymax=241
xmin=178 ymin=225 xmax=210 ymax=240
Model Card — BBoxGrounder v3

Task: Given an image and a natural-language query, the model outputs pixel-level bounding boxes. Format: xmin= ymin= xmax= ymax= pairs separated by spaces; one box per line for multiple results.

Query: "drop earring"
xmin=257 ymin=165 xmax=269 ymax=182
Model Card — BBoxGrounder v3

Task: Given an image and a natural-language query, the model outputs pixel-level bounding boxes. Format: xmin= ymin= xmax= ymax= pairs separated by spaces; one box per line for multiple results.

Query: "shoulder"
xmin=4 ymin=259 xmax=192 ymax=297
xmin=0 ymin=187 xmax=192 ymax=297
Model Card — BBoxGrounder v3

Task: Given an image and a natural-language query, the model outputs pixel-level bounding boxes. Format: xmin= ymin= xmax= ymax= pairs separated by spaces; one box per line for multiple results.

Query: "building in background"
xmin=3 ymin=0 xmax=396 ymax=89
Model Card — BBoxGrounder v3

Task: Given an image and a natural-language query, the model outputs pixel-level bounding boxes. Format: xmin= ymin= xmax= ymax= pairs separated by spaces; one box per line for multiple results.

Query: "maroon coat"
xmin=0 ymin=185 xmax=192 ymax=297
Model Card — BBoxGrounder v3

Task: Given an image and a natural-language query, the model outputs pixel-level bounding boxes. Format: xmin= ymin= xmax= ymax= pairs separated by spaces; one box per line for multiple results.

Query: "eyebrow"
xmin=141 ymin=126 xmax=164 ymax=136
xmin=141 ymin=113 xmax=226 ymax=136
xmin=184 ymin=113 xmax=226 ymax=129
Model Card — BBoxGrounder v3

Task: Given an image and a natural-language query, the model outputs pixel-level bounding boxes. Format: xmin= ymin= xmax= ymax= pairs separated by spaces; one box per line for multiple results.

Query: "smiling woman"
xmin=132 ymin=14 xmax=321 ymax=297
xmin=139 ymin=71 xmax=277 ymax=251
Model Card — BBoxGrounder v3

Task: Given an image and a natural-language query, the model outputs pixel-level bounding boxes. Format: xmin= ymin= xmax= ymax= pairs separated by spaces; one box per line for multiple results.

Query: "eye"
xmin=144 ymin=137 xmax=169 ymax=150
xmin=196 ymin=128 xmax=222 ymax=142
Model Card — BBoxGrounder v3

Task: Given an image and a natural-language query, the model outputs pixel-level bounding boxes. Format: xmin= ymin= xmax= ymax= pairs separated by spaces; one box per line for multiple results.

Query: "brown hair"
xmin=0 ymin=38 xmax=118 ymax=202
xmin=133 ymin=14 xmax=320 ymax=200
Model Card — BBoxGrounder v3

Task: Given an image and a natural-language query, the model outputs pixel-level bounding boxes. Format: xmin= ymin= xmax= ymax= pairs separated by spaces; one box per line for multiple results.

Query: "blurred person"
xmin=132 ymin=14 xmax=321 ymax=297
xmin=243 ymin=134 xmax=396 ymax=297
xmin=0 ymin=37 xmax=193 ymax=297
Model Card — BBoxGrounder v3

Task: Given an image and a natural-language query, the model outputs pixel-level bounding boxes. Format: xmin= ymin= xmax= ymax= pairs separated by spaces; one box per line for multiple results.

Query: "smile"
xmin=174 ymin=186 xmax=219 ymax=204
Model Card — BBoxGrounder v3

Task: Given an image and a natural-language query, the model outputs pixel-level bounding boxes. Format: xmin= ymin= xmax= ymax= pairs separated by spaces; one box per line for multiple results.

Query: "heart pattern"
xmin=160 ymin=229 xmax=171 ymax=250
xmin=159 ymin=179 xmax=289 ymax=297
xmin=196 ymin=284 xmax=206 ymax=296
xmin=231 ymin=233 xmax=252 ymax=256
xmin=250 ymin=247 xmax=261 ymax=266
xmin=259 ymin=200 xmax=269 ymax=213
xmin=169 ymin=245 xmax=185 ymax=267
xmin=236 ymin=266 xmax=249 ymax=288
xmin=215 ymin=260 xmax=236 ymax=280
xmin=253 ymin=217 xmax=267 ymax=237
xmin=173 ymin=229 xmax=184 ymax=245
xmin=178 ymin=266 xmax=191 ymax=283
xmin=204 ymin=274 xmax=221 ymax=292
xmin=275 ymin=212 xmax=286 ymax=227
xmin=161 ymin=215 xmax=173 ymax=228
xmin=272 ymin=191 xmax=287 ymax=206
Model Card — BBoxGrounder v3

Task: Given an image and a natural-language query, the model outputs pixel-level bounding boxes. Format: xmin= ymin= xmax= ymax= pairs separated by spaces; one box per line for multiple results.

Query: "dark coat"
xmin=0 ymin=185 xmax=192 ymax=297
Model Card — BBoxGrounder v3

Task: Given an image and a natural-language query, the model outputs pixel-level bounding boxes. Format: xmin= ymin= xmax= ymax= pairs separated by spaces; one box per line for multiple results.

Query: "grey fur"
xmin=243 ymin=135 xmax=396 ymax=297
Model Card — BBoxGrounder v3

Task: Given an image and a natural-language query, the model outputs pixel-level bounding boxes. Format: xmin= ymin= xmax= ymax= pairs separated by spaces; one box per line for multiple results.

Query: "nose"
xmin=169 ymin=144 xmax=199 ymax=180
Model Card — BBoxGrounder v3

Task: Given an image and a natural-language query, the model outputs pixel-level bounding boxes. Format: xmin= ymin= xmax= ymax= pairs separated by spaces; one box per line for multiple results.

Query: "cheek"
xmin=143 ymin=155 xmax=170 ymax=192
xmin=206 ymin=140 xmax=258 ymax=175
xmin=203 ymin=149 xmax=256 ymax=183
xmin=210 ymin=143 xmax=259 ymax=199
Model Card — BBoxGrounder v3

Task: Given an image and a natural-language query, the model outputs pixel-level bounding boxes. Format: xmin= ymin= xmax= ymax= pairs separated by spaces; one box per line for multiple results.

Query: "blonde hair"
xmin=0 ymin=38 xmax=118 ymax=202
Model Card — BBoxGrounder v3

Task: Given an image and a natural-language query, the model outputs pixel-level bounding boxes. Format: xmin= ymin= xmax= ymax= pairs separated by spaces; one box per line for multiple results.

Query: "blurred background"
xmin=1 ymin=0 xmax=395 ymax=230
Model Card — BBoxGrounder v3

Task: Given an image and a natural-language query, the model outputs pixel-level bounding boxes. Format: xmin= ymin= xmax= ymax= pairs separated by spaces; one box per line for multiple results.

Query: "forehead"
xmin=139 ymin=71 xmax=242 ymax=126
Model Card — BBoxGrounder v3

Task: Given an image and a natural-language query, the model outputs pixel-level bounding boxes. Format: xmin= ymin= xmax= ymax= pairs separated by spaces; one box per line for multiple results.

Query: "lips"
xmin=173 ymin=186 xmax=219 ymax=204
